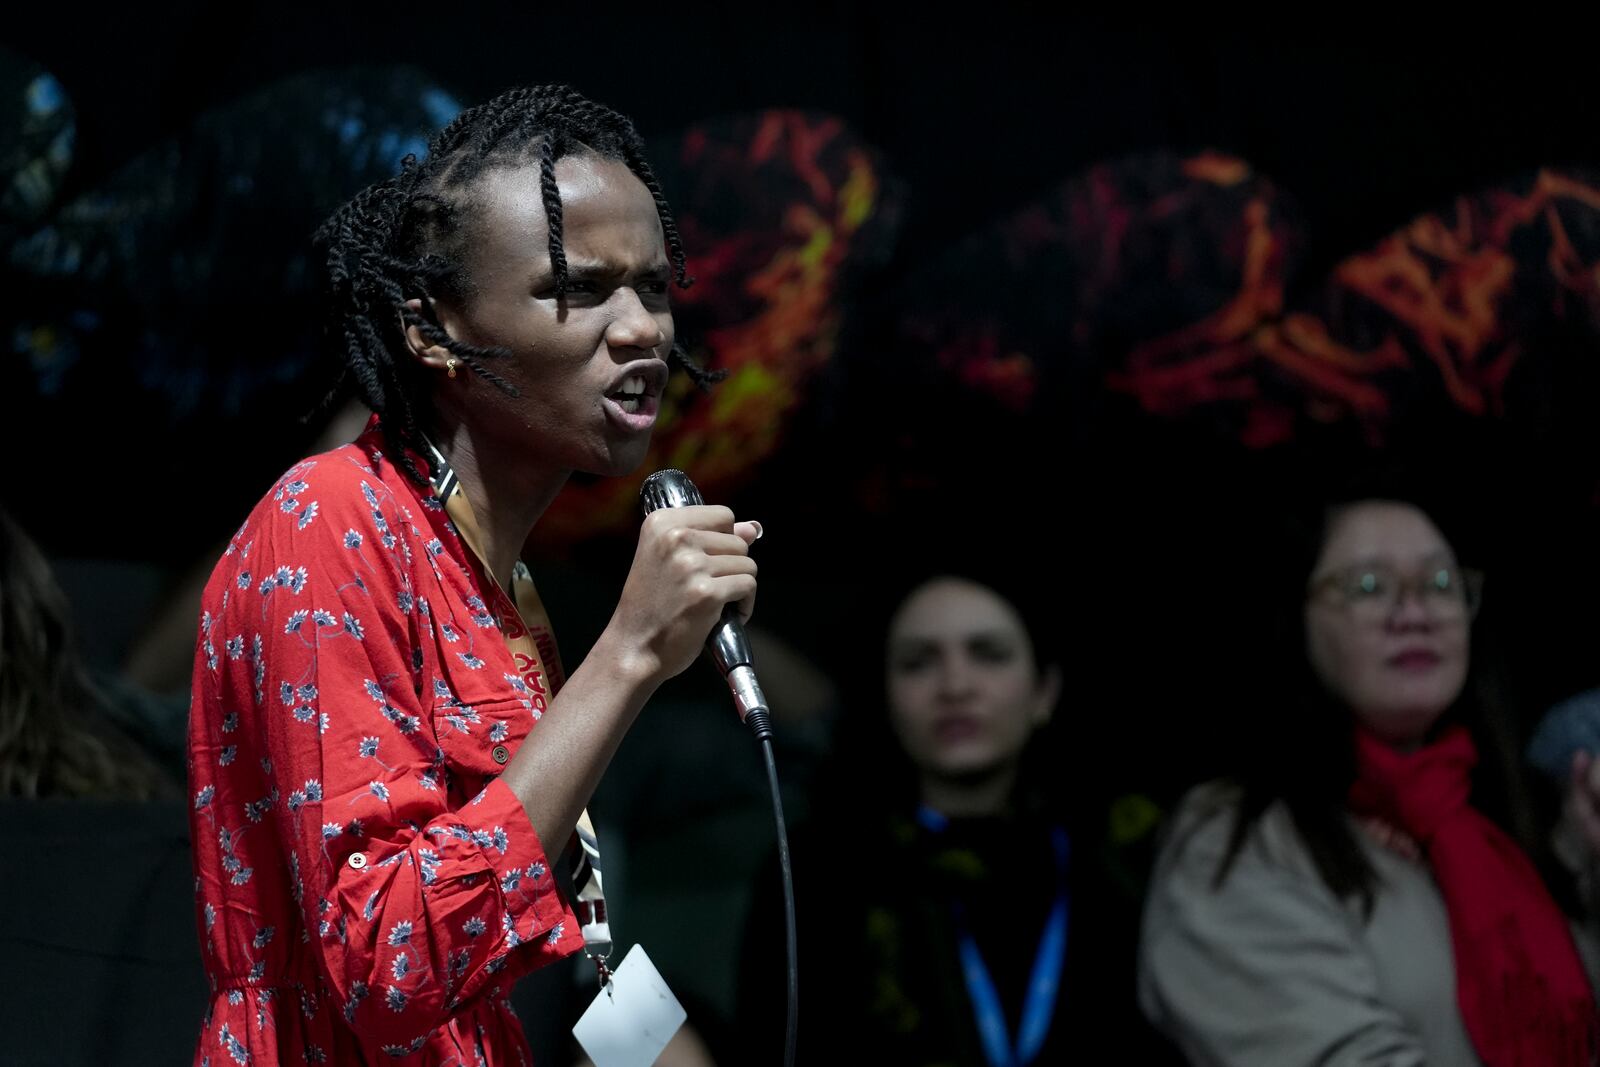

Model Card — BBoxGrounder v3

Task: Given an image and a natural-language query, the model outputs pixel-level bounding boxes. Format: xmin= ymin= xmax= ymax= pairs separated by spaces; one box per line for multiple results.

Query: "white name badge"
xmin=573 ymin=944 xmax=686 ymax=1067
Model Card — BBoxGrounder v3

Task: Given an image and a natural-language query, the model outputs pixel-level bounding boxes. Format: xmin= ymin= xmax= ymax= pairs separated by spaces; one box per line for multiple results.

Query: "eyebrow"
xmin=1329 ymin=549 xmax=1458 ymax=571
xmin=561 ymin=259 xmax=672 ymax=281
xmin=890 ymin=629 xmax=1020 ymax=649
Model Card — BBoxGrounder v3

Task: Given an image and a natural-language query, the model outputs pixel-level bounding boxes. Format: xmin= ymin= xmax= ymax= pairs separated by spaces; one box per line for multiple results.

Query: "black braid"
xmin=314 ymin=84 xmax=713 ymax=485
xmin=538 ymin=133 xmax=569 ymax=297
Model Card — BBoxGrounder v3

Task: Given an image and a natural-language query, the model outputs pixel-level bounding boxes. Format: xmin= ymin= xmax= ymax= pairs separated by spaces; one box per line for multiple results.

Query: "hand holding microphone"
xmin=605 ymin=468 xmax=759 ymax=690
xmin=638 ymin=470 xmax=772 ymax=737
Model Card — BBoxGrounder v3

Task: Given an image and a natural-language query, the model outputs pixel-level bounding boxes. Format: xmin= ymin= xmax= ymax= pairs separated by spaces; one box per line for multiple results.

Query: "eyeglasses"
xmin=1307 ymin=562 xmax=1483 ymax=622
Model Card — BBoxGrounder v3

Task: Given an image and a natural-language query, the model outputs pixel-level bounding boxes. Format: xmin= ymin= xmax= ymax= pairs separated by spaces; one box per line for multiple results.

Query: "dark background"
xmin=5 ymin=10 xmax=1600 ymax=1062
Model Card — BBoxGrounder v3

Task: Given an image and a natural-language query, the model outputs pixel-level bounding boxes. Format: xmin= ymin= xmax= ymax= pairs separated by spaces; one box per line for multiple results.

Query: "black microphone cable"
xmin=639 ymin=470 xmax=797 ymax=1067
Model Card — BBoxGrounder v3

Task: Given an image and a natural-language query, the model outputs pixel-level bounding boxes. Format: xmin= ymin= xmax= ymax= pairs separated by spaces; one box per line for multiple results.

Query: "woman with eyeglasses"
xmin=1138 ymin=488 xmax=1600 ymax=1066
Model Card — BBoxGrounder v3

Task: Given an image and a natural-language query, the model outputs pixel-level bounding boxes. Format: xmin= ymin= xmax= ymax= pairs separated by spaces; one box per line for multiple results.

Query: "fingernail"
xmin=751 ymin=520 xmax=764 ymax=541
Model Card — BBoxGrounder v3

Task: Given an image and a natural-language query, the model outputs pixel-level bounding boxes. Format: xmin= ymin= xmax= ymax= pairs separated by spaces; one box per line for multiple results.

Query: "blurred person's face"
xmin=886 ymin=577 xmax=1057 ymax=791
xmin=1304 ymin=501 xmax=1474 ymax=746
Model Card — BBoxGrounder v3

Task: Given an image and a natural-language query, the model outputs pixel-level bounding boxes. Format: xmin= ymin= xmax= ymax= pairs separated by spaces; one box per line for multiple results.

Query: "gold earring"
xmin=446 ymin=357 xmax=458 ymax=379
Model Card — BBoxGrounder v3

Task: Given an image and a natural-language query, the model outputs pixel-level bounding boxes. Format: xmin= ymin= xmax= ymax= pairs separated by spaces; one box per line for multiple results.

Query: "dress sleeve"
xmin=191 ymin=457 xmax=581 ymax=1051
xmin=1137 ymin=792 xmax=1428 ymax=1067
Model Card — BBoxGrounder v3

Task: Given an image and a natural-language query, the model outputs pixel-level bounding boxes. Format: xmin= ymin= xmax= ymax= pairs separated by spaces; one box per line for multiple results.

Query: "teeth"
xmin=618 ymin=396 xmax=641 ymax=413
xmin=618 ymin=375 xmax=646 ymax=396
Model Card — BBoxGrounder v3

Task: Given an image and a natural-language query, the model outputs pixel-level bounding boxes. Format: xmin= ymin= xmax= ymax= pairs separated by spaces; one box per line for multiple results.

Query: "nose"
xmin=1387 ymin=585 xmax=1434 ymax=630
xmin=936 ymin=654 xmax=978 ymax=701
xmin=605 ymin=288 xmax=666 ymax=350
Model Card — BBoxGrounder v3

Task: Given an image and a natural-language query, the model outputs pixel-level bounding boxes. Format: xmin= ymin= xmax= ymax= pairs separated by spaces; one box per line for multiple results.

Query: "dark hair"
xmin=314 ymin=83 xmax=718 ymax=484
xmin=1212 ymin=471 xmax=1567 ymax=915
xmin=0 ymin=510 xmax=173 ymax=800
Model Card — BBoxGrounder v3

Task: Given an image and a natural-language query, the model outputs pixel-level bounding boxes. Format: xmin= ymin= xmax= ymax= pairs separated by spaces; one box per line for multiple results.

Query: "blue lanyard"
xmin=917 ymin=807 xmax=1071 ymax=1067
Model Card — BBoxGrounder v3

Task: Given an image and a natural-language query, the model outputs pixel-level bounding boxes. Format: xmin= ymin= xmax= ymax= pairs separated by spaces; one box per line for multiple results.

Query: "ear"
xmin=402 ymin=297 xmax=454 ymax=372
xmin=1031 ymin=663 xmax=1062 ymax=728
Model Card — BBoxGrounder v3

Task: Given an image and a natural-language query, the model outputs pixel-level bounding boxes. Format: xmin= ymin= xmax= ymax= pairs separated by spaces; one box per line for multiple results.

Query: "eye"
xmin=890 ymin=646 xmax=938 ymax=674
xmin=968 ymin=640 xmax=1016 ymax=665
xmin=1429 ymin=568 xmax=1458 ymax=595
xmin=1350 ymin=570 xmax=1390 ymax=599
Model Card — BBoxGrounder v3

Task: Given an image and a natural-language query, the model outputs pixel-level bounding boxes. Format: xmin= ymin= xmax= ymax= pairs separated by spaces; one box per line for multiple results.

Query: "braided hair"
xmin=315 ymin=84 xmax=715 ymax=484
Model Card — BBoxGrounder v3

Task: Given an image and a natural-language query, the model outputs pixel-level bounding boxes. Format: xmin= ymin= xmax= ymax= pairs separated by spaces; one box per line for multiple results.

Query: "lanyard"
xmin=424 ymin=438 xmax=612 ymax=977
xmin=917 ymin=806 xmax=1070 ymax=1067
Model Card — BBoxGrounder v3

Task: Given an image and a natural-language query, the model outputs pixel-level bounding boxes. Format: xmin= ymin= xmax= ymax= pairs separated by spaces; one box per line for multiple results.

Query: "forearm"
xmin=497 ymin=627 xmax=660 ymax=847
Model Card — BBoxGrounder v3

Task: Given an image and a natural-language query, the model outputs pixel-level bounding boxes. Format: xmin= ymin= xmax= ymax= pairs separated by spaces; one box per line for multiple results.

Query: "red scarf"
xmin=1348 ymin=724 xmax=1597 ymax=1066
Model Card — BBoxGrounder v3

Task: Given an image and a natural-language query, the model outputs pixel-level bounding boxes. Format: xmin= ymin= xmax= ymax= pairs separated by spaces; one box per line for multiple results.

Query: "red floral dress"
xmin=187 ymin=425 xmax=583 ymax=1065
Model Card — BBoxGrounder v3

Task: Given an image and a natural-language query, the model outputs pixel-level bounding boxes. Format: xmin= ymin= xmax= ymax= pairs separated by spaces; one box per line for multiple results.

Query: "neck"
xmin=919 ymin=764 xmax=1019 ymax=819
xmin=431 ymin=420 xmax=570 ymax=590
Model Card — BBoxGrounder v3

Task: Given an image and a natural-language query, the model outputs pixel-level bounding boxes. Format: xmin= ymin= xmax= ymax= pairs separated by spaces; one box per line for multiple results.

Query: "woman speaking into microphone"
xmin=184 ymin=85 xmax=758 ymax=1065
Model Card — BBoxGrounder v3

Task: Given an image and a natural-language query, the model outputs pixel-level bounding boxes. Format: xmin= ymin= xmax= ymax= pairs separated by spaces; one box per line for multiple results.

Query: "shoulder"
xmin=237 ymin=439 xmax=436 ymax=556
xmin=201 ymin=439 xmax=436 ymax=615
xmin=1153 ymin=780 xmax=1326 ymax=892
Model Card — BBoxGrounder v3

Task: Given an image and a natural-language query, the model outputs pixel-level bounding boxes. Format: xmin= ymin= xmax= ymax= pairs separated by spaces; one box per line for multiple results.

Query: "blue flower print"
xmin=218 ymin=1023 xmax=250 ymax=1065
xmin=387 ymin=920 xmax=413 ymax=947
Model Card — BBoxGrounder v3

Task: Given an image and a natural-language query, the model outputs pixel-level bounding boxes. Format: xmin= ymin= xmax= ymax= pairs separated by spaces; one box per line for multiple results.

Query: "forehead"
xmin=466 ymin=153 xmax=665 ymax=274
xmin=1318 ymin=501 xmax=1453 ymax=566
xmin=889 ymin=578 xmax=1026 ymax=640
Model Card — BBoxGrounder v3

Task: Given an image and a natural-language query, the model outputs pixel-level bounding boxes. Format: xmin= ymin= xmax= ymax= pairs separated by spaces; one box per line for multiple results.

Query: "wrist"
xmin=591 ymin=626 xmax=664 ymax=694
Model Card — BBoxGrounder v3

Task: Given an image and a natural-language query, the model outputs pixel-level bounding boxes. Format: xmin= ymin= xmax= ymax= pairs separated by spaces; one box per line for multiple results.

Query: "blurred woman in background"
xmin=1140 ymin=486 xmax=1600 ymax=1065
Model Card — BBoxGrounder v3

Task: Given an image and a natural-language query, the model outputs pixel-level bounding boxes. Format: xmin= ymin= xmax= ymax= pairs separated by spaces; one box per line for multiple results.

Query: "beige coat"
xmin=1138 ymin=781 xmax=1600 ymax=1067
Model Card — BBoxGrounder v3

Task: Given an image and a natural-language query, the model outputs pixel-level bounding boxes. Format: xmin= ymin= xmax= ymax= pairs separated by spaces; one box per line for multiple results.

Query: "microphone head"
xmin=639 ymin=469 xmax=704 ymax=514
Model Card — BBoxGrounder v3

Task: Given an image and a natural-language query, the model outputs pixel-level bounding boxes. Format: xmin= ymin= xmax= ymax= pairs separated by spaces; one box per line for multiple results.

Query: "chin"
xmin=587 ymin=443 xmax=653 ymax=480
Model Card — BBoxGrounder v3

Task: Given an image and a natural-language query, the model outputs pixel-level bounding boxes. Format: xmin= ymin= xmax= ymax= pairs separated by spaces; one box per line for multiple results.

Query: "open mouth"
xmin=606 ymin=373 xmax=652 ymax=413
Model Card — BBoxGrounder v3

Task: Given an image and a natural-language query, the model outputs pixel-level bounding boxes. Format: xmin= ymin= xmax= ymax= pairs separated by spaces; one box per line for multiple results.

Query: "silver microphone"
xmin=639 ymin=469 xmax=771 ymax=733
